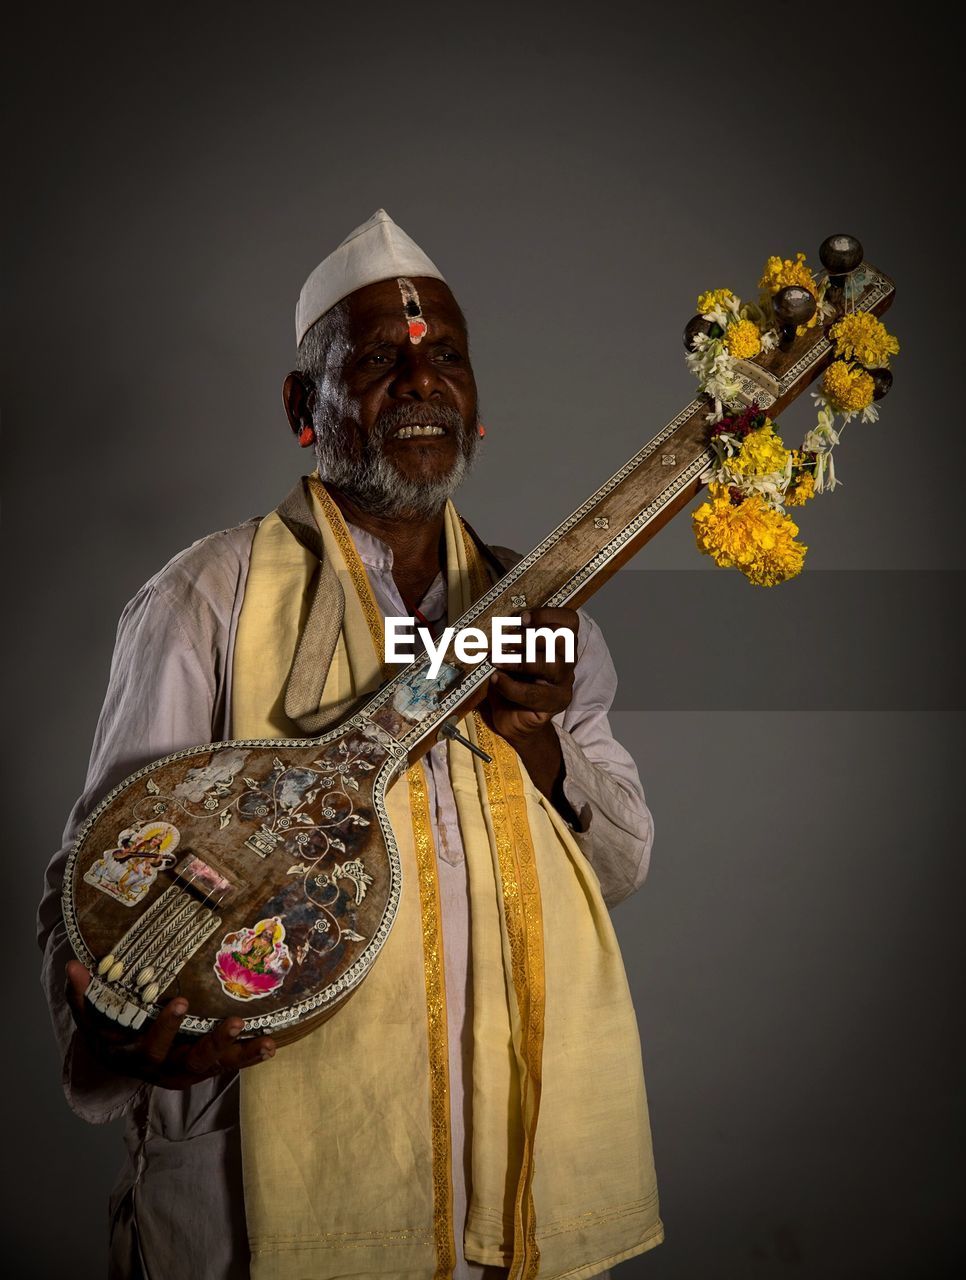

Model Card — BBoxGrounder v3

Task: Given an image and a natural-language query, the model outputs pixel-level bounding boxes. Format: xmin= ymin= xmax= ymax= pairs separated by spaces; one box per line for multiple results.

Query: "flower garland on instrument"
xmin=686 ymin=252 xmax=899 ymax=587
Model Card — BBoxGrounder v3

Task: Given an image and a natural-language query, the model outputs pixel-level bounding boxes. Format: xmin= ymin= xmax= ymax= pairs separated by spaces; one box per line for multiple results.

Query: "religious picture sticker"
xmin=84 ymin=821 xmax=181 ymax=907
xmin=214 ymin=916 xmax=293 ymax=1001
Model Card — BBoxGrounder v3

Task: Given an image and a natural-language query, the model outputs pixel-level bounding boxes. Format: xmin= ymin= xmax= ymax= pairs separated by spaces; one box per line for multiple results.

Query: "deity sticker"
xmin=84 ymin=821 xmax=181 ymax=907
xmin=397 ymin=277 xmax=428 ymax=344
xmin=214 ymin=916 xmax=293 ymax=1001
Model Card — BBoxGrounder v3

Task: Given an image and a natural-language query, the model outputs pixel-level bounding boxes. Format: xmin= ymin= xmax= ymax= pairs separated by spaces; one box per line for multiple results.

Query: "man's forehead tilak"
xmin=397 ymin=277 xmax=428 ymax=345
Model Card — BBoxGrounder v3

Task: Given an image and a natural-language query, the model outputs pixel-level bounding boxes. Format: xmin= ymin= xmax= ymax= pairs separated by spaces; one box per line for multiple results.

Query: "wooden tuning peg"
xmin=869 ymin=368 xmax=893 ymax=400
xmin=820 ymin=234 xmax=864 ymax=292
xmin=683 ymin=315 xmax=717 ymax=352
xmin=773 ymin=286 xmax=817 ymax=350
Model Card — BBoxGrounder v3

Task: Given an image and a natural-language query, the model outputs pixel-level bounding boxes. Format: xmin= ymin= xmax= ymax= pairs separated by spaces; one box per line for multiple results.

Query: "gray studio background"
xmin=3 ymin=1 xmax=962 ymax=1276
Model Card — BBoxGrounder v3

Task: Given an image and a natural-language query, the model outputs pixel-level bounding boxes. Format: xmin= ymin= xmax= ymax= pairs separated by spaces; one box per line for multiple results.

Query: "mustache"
xmin=371 ymin=402 xmax=467 ymax=443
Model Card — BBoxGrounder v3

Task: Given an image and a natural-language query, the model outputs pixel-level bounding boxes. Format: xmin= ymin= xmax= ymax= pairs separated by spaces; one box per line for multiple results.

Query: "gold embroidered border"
xmin=311 ymin=475 xmax=455 ymax=1274
xmin=408 ymin=763 xmax=457 ymax=1279
xmin=461 ymin=521 xmax=546 ymax=1274
xmin=308 ymin=474 xmax=386 ymax=664
xmin=472 ymin=713 xmax=547 ymax=1280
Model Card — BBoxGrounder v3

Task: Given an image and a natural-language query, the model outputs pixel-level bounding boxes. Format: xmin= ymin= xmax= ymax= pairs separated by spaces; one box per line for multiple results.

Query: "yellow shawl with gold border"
xmin=232 ymin=478 xmax=662 ymax=1279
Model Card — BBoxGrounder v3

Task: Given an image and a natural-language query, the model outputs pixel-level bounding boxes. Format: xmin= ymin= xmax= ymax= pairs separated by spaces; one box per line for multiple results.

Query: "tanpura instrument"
xmin=64 ymin=236 xmax=895 ymax=1045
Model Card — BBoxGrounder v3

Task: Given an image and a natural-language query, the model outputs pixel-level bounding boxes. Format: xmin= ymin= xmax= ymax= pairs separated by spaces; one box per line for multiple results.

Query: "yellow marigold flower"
xmin=697 ymin=287 xmax=736 ymax=315
xmin=759 ymin=252 xmax=818 ymax=297
xmin=730 ymin=422 xmax=789 ymax=479
xmin=784 ymin=470 xmax=815 ymax=506
xmin=829 ymin=312 xmax=899 ymax=368
xmin=724 ymin=318 xmax=762 ymax=359
xmin=692 ymin=484 xmax=807 ymax=586
xmin=822 ymin=360 xmax=874 ymax=412
xmin=759 ymin=252 xmax=820 ymax=332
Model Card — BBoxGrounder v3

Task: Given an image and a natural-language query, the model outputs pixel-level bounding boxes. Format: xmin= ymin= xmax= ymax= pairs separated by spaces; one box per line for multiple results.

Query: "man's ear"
xmin=282 ymin=371 xmax=314 ymax=437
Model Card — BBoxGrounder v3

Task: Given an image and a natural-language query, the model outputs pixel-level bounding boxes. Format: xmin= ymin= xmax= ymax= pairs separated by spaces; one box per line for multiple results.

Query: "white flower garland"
xmin=686 ymin=270 xmax=880 ymax=506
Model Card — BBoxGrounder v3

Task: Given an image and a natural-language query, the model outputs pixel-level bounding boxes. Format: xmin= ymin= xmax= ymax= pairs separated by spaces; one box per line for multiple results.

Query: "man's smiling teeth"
xmin=394 ymin=424 xmax=447 ymax=439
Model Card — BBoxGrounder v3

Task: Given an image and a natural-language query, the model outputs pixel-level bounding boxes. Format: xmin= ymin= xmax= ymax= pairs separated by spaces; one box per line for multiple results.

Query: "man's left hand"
xmin=485 ymin=608 xmax=579 ymax=803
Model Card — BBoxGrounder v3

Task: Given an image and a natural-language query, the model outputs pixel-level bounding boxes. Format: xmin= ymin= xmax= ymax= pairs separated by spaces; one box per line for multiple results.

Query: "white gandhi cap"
xmin=295 ymin=209 xmax=447 ymax=345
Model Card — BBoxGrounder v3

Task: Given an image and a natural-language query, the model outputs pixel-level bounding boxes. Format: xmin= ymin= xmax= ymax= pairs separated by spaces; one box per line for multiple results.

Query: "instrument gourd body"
xmin=66 ymin=723 xmax=404 ymax=1044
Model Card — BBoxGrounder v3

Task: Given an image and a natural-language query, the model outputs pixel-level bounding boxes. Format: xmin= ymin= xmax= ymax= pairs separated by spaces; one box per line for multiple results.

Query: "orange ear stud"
xmin=298 ymin=424 xmax=315 ymax=447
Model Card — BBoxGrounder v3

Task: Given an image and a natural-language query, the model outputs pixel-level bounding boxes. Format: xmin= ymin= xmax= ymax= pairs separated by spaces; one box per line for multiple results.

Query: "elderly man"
xmin=39 ymin=210 xmax=662 ymax=1280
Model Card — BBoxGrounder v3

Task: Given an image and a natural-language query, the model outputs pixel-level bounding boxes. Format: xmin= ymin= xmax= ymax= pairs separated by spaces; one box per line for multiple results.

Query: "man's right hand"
xmin=66 ymin=959 xmax=277 ymax=1090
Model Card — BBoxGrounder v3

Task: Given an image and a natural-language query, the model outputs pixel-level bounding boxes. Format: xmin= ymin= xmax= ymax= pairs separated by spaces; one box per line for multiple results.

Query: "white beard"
xmin=312 ymin=404 xmax=478 ymax=520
